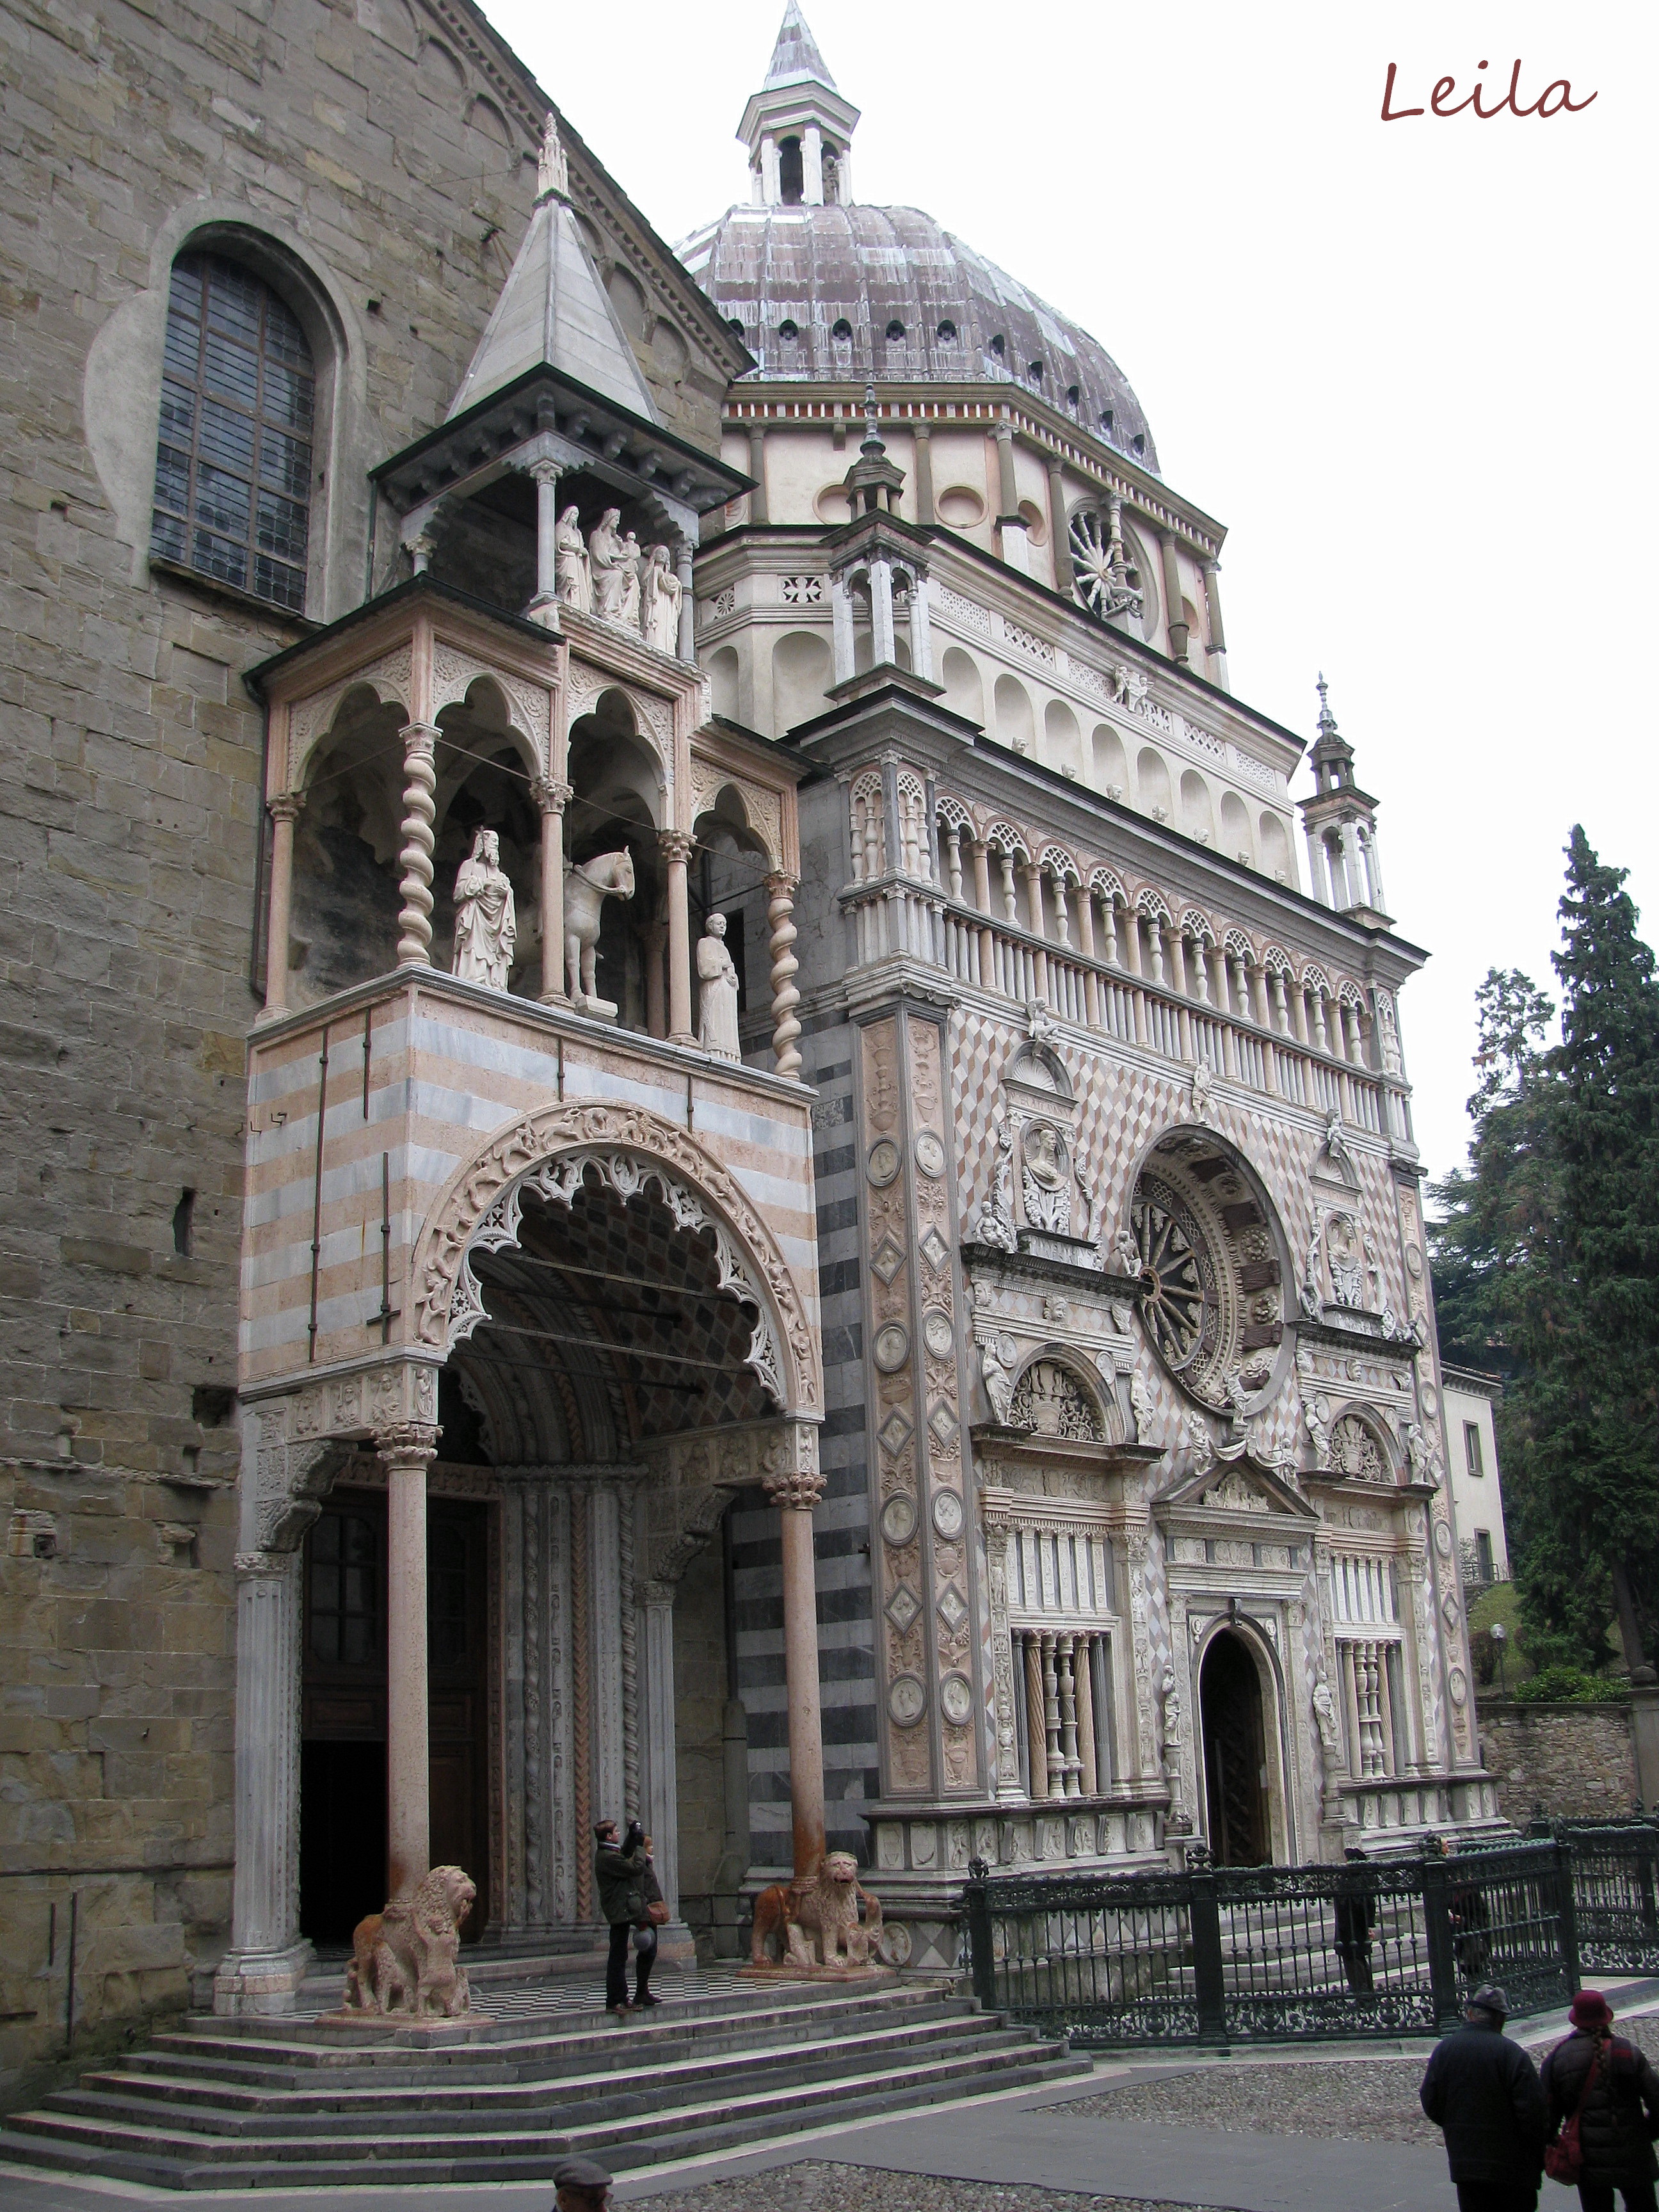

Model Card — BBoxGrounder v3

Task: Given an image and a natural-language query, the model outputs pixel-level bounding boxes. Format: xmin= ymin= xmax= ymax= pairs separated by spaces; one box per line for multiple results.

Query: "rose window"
xmin=1068 ymin=506 xmax=1142 ymax=624
xmin=1130 ymin=1133 xmax=1286 ymax=1412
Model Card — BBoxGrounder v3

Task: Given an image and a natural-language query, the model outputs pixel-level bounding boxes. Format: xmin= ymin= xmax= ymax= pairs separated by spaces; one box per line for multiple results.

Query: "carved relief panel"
xmin=857 ymin=1007 xmax=981 ymax=1798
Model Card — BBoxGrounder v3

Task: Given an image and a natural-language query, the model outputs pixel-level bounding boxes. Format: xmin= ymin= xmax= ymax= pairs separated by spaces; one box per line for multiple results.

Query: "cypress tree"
xmin=1514 ymin=830 xmax=1659 ymax=1672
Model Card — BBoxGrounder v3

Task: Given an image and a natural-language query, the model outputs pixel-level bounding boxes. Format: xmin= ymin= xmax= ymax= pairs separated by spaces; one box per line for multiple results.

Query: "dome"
xmin=677 ymin=201 xmax=1159 ymax=474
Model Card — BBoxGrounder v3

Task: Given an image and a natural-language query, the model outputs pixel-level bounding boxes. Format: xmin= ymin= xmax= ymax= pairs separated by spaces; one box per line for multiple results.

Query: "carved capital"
xmin=529 ymin=458 xmax=561 ymax=488
xmin=531 ymin=775 xmax=573 ymax=815
xmin=761 ymin=1421 xmax=824 ymax=1511
xmin=375 ymin=1421 xmax=442 ymax=1472
xmin=234 ymin=1549 xmax=291 ymax=1581
xmin=400 ymin=721 xmax=438 ymax=762
xmin=763 ymin=869 xmax=799 ymax=899
xmin=658 ymin=830 xmax=696 ymax=867
xmin=253 ymin=1434 xmax=353 ymax=1553
xmin=268 ymin=790 xmax=306 ymax=826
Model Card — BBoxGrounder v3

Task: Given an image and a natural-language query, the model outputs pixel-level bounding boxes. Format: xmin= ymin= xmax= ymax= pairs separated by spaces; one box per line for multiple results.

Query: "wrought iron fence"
xmin=963 ymin=1821 xmax=1659 ymax=2048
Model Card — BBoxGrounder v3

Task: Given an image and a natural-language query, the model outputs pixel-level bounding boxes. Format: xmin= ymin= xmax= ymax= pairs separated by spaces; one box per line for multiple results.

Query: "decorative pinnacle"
xmin=536 ymin=113 xmax=569 ymax=201
xmin=862 ymin=381 xmax=883 ymax=454
xmin=1315 ymin=671 xmax=1338 ymax=739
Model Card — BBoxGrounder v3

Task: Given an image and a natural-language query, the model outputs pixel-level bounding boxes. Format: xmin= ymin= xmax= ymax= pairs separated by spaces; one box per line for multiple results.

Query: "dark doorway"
xmin=1199 ymin=1631 xmax=1270 ymax=1866
xmin=299 ymin=1489 xmax=492 ymax=1943
xmin=300 ymin=1489 xmax=387 ymax=1943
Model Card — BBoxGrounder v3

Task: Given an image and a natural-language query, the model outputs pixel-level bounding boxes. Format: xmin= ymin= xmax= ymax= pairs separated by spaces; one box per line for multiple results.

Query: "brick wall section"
xmin=1476 ymin=1699 xmax=1638 ymax=1823
xmin=0 ymin=0 xmax=732 ymax=2105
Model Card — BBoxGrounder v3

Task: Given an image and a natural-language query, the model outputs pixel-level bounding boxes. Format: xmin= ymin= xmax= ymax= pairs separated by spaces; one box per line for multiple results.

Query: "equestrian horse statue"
xmin=563 ymin=847 xmax=636 ymax=1016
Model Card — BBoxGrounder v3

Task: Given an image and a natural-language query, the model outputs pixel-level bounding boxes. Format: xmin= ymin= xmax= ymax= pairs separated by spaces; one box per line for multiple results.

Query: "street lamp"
xmin=1491 ymin=1620 xmax=1509 ymax=1695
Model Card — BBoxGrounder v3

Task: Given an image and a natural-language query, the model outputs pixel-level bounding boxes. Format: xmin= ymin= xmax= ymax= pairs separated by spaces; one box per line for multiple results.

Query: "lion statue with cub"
xmin=750 ymin=1850 xmax=883 ymax=1970
xmin=343 ymin=1864 xmax=476 ymax=2018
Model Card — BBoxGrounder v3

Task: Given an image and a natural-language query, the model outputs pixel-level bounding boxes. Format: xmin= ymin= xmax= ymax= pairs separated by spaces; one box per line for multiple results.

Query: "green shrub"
xmin=1511 ymin=1663 xmax=1629 ymax=1704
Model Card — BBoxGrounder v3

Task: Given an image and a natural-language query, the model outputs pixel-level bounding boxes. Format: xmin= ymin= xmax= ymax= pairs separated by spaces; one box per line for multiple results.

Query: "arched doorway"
xmin=1199 ymin=1630 xmax=1270 ymax=1866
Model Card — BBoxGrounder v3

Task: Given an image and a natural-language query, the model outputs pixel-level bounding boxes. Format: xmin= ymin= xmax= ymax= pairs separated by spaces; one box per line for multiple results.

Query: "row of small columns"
xmin=941 ymin=827 xmax=1372 ymax=1068
xmin=1306 ymin=818 xmax=1387 ymax=915
xmin=261 ymin=749 xmax=802 ymax=1080
xmin=377 ymin=1417 xmax=830 ymax=1903
xmin=1337 ymin=1637 xmax=1402 ymax=1782
xmin=1020 ymin=1628 xmax=1107 ymax=1799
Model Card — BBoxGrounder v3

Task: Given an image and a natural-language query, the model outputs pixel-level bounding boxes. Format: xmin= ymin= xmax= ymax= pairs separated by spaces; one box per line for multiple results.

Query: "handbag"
xmin=1545 ymin=2039 xmax=1603 ymax=2185
xmin=646 ymin=1899 xmax=670 ymax=1927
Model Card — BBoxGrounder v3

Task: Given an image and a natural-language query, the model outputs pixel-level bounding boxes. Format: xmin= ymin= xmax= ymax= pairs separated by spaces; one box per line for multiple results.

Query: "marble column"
xmin=533 ymin=776 xmax=572 ymax=1002
xmin=1340 ymin=821 xmax=1366 ymax=910
xmin=260 ymin=792 xmax=304 ymax=1019
xmin=870 ymin=556 xmax=896 ymax=666
xmin=765 ymin=870 xmax=802 ymax=1079
xmin=906 ymin=572 xmax=934 ymax=680
xmin=830 ymin=572 xmax=855 ymax=681
xmin=588 ymin=1482 xmax=626 ymax=1827
xmin=380 ymin=1421 xmax=438 ymax=1898
xmin=1202 ymin=559 xmax=1228 ymax=676
xmin=396 ymin=723 xmax=439 ymax=968
xmin=912 ymin=421 xmax=935 ymax=525
xmin=675 ymin=538 xmax=696 ymax=662
xmin=527 ymin=459 xmax=561 ymax=627
xmin=746 ymin=424 xmax=768 ymax=524
xmin=762 ymin=1425 xmax=828 ymax=1877
xmin=643 ymin=1586 xmax=679 ymax=1914
xmin=802 ymin=123 xmax=824 ymax=204
xmin=1046 ymin=459 xmax=1069 ymax=595
xmin=1159 ymin=533 xmax=1189 ymax=662
xmin=659 ymin=829 xmax=695 ymax=1044
xmin=214 ymin=1550 xmax=310 ymax=2013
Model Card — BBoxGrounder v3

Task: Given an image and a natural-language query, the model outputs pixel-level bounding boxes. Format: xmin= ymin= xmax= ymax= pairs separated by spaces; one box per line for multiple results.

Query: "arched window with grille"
xmin=150 ymin=251 xmax=315 ymax=613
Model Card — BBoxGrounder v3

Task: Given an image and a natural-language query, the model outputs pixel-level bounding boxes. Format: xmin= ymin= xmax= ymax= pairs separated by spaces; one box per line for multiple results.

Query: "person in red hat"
xmin=1542 ymin=1989 xmax=1659 ymax=2211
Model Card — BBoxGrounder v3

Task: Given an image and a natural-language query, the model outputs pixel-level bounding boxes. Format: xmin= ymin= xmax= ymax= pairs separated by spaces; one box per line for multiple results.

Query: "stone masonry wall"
xmin=1476 ymin=1699 xmax=1637 ymax=1825
xmin=0 ymin=0 xmax=728 ymax=2107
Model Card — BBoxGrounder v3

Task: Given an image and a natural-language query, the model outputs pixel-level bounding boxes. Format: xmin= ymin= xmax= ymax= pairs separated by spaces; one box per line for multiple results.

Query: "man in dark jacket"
xmin=594 ymin=1818 xmax=648 ymax=2016
xmin=1421 ymin=1981 xmax=1550 ymax=2212
xmin=1542 ymin=1989 xmax=1659 ymax=2212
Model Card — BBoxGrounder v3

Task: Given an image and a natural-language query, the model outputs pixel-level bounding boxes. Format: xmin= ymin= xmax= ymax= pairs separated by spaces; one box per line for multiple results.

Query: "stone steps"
xmin=0 ymin=1982 xmax=1087 ymax=2190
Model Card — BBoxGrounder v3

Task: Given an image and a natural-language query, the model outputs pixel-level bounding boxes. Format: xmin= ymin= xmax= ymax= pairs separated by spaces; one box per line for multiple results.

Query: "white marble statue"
xmin=554 ymin=504 xmax=590 ymax=612
xmin=697 ymin=911 xmax=741 ymax=1059
xmin=641 ymin=543 xmax=682 ymax=654
xmin=451 ymin=828 xmax=517 ymax=991
xmin=615 ymin=531 xmax=643 ymax=629
xmin=563 ymin=847 xmax=636 ymax=1014
xmin=589 ymin=508 xmax=628 ymax=620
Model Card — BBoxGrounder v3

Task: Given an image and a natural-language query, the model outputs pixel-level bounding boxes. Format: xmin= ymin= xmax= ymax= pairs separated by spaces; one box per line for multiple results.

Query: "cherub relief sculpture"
xmin=971 ymin=1119 xmax=1018 ymax=1251
xmin=451 ymin=827 xmax=517 ymax=991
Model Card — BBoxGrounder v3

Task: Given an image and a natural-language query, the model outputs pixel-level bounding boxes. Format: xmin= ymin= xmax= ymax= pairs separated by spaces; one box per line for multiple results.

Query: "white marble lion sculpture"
xmin=750 ymin=1850 xmax=882 ymax=1969
xmin=343 ymin=1864 xmax=476 ymax=2017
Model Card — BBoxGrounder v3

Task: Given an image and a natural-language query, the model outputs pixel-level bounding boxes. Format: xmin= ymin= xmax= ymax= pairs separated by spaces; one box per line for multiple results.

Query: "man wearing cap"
xmin=1541 ymin=1989 xmax=1659 ymax=2212
xmin=1421 ymin=1982 xmax=1550 ymax=2211
xmin=552 ymin=2154 xmax=613 ymax=2212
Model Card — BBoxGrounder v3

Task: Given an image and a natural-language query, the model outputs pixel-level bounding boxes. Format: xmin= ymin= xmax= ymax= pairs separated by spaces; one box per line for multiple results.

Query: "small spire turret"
xmin=1297 ymin=677 xmax=1389 ymax=918
xmin=737 ymin=4 xmax=860 ymax=207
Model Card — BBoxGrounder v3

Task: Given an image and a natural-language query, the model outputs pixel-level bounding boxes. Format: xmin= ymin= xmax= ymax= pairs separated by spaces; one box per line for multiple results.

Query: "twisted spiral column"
xmin=396 ymin=723 xmax=438 ymax=968
xmin=765 ymin=870 xmax=801 ymax=1080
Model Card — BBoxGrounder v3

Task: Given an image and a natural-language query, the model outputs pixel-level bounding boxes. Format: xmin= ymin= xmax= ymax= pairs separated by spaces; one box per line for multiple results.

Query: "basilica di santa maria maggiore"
xmin=0 ymin=0 xmax=1498 ymax=2094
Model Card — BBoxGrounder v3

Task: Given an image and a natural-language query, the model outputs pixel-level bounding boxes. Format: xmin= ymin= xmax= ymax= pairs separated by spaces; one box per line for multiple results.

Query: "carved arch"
xmin=1089 ymin=866 xmax=1126 ymax=907
xmin=936 ymin=792 xmax=974 ymax=834
xmin=287 ymin=652 xmax=413 ymax=787
xmin=1137 ymin=886 xmax=1173 ymax=926
xmin=1222 ymin=927 xmax=1256 ymax=964
xmin=984 ymin=820 xmax=1030 ymax=862
xmin=1302 ymin=962 xmax=1333 ymax=997
xmin=1039 ymin=842 xmax=1080 ymax=884
xmin=1260 ymin=943 xmax=1294 ymax=977
xmin=410 ymin=1102 xmax=821 ymax=1416
xmin=1180 ymin=906 xmax=1217 ymax=947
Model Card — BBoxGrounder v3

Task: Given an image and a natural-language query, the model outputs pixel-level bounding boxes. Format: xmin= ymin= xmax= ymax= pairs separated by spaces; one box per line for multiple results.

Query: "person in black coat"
xmin=1542 ymin=1989 xmax=1659 ymax=2212
xmin=1421 ymin=1982 xmax=1550 ymax=2212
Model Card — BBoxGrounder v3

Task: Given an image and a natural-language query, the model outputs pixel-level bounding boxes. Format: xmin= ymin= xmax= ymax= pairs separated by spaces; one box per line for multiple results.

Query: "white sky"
xmin=477 ymin=0 xmax=1653 ymax=1189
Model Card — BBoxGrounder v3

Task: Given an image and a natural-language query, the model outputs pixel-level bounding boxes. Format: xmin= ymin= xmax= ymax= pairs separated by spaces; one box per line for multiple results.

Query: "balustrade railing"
xmin=931 ymin=894 xmax=1390 ymax=1130
xmin=965 ymin=1822 xmax=1659 ymax=2047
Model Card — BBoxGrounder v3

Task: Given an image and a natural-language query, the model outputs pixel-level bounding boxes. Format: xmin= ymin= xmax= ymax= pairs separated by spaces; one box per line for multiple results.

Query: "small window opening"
xmin=1027 ymin=360 xmax=1043 ymax=383
xmin=1131 ymin=431 xmax=1146 ymax=456
xmin=1464 ymin=1420 xmax=1484 ymax=1477
xmin=1100 ymin=408 xmax=1114 ymax=433
xmin=831 ymin=317 xmax=853 ymax=341
xmin=885 ymin=319 xmax=906 ymax=343
xmin=172 ymin=1189 xmax=196 ymax=1257
xmin=990 ymin=333 xmax=1006 ymax=359
xmin=936 ymin=319 xmax=958 ymax=343
xmin=726 ymin=316 xmax=746 ymax=340
xmin=778 ymin=319 xmax=799 ymax=342
xmin=1066 ymin=383 xmax=1080 ymax=411
xmin=778 ymin=136 xmax=804 ymax=205
xmin=1475 ymin=1530 xmax=1495 ymax=1583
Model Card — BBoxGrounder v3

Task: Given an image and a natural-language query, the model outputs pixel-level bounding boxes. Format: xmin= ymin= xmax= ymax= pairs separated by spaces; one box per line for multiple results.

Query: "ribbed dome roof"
xmin=678 ymin=200 xmax=1158 ymax=474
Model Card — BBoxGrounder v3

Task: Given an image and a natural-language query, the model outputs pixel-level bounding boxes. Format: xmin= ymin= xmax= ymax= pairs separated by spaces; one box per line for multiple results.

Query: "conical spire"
xmin=765 ymin=1 xmax=836 ymax=89
xmin=445 ymin=113 xmax=658 ymax=424
xmin=737 ymin=4 xmax=860 ymax=207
